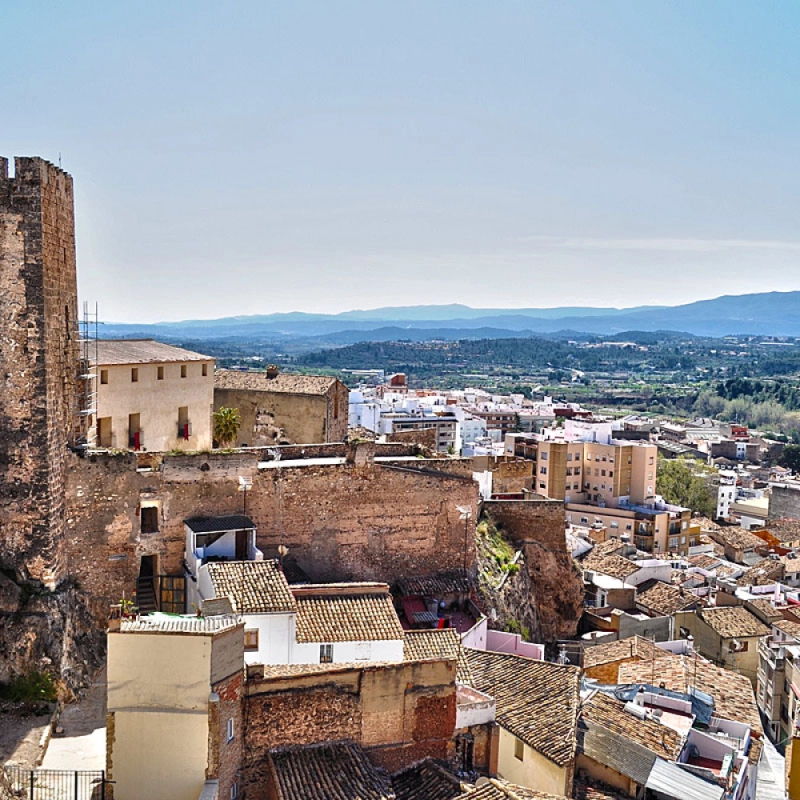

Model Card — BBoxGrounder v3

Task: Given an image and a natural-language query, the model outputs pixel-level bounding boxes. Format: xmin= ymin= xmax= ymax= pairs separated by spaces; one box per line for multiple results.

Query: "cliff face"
xmin=476 ymin=500 xmax=583 ymax=644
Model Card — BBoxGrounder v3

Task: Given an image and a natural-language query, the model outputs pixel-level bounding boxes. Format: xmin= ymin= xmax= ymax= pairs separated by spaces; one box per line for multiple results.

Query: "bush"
xmin=0 ymin=671 xmax=57 ymax=704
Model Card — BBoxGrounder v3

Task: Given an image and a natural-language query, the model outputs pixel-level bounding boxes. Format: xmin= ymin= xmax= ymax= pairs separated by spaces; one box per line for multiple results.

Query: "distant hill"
xmin=101 ymin=290 xmax=800 ymax=341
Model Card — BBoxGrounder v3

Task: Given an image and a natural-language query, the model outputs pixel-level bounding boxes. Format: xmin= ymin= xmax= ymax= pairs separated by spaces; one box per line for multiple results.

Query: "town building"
xmin=95 ymin=339 xmax=215 ymax=452
xmin=106 ymin=614 xmax=245 ymax=800
xmin=214 ymin=367 xmax=349 ymax=445
xmin=674 ymin=606 xmax=771 ymax=687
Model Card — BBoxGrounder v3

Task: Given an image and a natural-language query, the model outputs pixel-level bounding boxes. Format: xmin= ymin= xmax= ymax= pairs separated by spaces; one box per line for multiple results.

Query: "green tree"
xmin=656 ymin=457 xmax=715 ymax=516
xmin=780 ymin=444 xmax=800 ymax=474
xmin=213 ymin=407 xmax=241 ymax=448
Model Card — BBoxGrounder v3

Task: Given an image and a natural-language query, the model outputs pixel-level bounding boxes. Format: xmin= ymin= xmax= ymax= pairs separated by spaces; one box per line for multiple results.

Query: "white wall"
xmin=243 ymin=612 xmax=294 ymax=665
xmin=290 ymin=638 xmax=404 ymax=665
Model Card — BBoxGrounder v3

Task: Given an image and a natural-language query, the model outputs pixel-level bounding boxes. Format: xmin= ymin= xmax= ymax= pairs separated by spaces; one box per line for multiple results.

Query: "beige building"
xmin=106 ymin=614 xmax=244 ymax=800
xmin=675 ymin=606 xmax=771 ymax=687
xmin=214 ymin=368 xmax=349 ymax=446
xmin=95 ymin=340 xmax=214 ymax=452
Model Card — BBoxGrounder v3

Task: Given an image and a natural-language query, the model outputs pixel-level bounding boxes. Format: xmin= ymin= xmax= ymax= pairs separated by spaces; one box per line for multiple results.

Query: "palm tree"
xmin=213 ymin=407 xmax=241 ymax=448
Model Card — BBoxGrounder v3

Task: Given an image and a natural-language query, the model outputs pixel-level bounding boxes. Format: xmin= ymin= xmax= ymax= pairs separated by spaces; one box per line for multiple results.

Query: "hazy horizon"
xmin=4 ymin=1 xmax=800 ymax=323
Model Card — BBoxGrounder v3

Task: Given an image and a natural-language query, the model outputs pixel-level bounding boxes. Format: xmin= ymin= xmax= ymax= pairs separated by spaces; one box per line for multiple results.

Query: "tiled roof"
xmin=255 ymin=661 xmax=402 ymax=680
xmin=577 ymin=718 xmax=657 ymax=786
xmin=185 ymin=515 xmax=255 ymax=534
xmin=583 ymin=539 xmax=628 ymax=560
xmin=617 ymin=655 xmax=762 ymax=736
xmin=738 ymin=558 xmax=785 ymax=586
xmin=708 ymin=526 xmax=766 ymax=553
xmin=268 ymin=741 xmax=394 ymax=800
xmin=391 ymin=759 xmax=462 ymax=800
xmin=693 ymin=516 xmax=721 ymax=532
xmin=582 ymin=554 xmax=640 ymax=580
xmin=782 ymin=554 xmax=800 ymax=572
xmin=580 ymin=691 xmax=683 ymax=761
xmin=119 ymin=615 xmax=241 ymax=635
xmin=635 ymin=580 xmax=699 ymax=616
xmin=215 ymin=368 xmax=338 ymax=396
xmin=293 ymin=584 xmax=404 ymax=643
xmin=396 ymin=570 xmax=470 ymax=597
xmin=572 ymin=777 xmax=629 ymax=800
xmin=96 ymin=339 xmax=211 ymax=365
xmin=766 ymin=519 xmax=800 ymax=543
xmin=464 ymin=648 xmax=580 ymax=767
xmin=205 ymin=560 xmax=296 ymax=614
xmin=688 ymin=553 xmax=722 ymax=570
xmin=773 ymin=619 xmax=800 ymax=641
xmin=583 ymin=636 xmax=677 ymax=670
xmin=746 ymin=598 xmax=784 ymax=623
xmin=404 ymin=628 xmax=473 ymax=684
xmin=456 ymin=779 xmax=562 ymax=799
xmin=695 ymin=606 xmax=771 ymax=639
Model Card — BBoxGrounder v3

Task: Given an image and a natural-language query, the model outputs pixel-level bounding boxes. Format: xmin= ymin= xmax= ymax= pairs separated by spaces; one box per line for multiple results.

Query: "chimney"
xmin=265 ymin=364 xmax=280 ymax=379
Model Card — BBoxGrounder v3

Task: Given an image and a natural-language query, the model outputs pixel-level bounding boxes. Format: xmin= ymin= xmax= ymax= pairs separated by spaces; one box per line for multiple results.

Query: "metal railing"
xmin=5 ymin=766 xmax=107 ymax=800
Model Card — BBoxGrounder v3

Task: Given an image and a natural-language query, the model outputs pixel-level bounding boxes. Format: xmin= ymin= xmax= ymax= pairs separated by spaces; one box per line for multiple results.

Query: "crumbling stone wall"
xmin=243 ymin=659 xmax=457 ymax=800
xmin=480 ymin=500 xmax=583 ymax=643
xmin=64 ymin=450 xmax=480 ymax=618
xmin=0 ymin=157 xmax=100 ymax=686
xmin=0 ymin=156 xmax=80 ymax=587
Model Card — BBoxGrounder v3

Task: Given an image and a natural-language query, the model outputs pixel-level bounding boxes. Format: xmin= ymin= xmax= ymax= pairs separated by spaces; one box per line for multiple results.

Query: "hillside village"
xmin=3 ymin=158 xmax=800 ymax=800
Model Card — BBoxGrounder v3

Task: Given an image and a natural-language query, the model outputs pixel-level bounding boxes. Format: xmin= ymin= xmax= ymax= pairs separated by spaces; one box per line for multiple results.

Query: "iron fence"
xmin=4 ymin=766 xmax=106 ymax=800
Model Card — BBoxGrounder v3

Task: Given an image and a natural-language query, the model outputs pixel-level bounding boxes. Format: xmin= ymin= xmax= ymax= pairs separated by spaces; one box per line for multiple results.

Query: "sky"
xmin=3 ymin=1 xmax=800 ymax=322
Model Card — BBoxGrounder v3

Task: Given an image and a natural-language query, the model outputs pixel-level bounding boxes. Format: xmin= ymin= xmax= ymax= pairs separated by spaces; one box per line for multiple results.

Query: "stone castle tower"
xmin=0 ymin=156 xmax=80 ymax=589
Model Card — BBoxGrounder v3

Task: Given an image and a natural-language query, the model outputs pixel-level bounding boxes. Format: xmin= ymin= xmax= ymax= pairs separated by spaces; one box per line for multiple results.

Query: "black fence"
xmin=5 ymin=766 xmax=107 ymax=800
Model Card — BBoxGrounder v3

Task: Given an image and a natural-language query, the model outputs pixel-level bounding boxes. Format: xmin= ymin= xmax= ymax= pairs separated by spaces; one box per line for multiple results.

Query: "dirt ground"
xmin=0 ymin=703 xmax=52 ymax=769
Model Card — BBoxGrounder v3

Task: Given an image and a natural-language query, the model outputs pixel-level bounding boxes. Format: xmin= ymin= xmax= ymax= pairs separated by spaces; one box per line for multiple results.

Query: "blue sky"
xmin=3 ymin=1 xmax=800 ymax=321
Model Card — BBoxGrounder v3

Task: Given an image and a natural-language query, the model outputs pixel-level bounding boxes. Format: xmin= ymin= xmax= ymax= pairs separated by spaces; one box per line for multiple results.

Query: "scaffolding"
xmin=74 ymin=301 xmax=99 ymax=450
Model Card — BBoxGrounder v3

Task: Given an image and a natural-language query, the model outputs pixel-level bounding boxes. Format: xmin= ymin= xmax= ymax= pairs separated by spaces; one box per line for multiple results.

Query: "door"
xmin=235 ymin=529 xmax=248 ymax=560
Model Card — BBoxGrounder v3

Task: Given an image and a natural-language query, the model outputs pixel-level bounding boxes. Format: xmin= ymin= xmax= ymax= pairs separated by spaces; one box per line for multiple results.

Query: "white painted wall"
xmin=290 ymin=638 xmax=404 ymax=665
xmin=243 ymin=612 xmax=294 ymax=665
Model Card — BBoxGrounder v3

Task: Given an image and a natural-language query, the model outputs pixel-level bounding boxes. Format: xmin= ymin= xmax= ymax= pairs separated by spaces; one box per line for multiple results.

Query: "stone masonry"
xmin=0 ymin=156 xmax=80 ymax=587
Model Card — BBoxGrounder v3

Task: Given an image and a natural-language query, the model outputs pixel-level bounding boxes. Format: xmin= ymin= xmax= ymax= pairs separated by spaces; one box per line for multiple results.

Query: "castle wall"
xmin=0 ymin=157 xmax=79 ymax=587
xmin=65 ymin=451 xmax=480 ymax=616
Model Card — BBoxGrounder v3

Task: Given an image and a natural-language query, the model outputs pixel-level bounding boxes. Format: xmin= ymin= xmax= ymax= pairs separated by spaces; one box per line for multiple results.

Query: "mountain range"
xmin=101 ymin=291 xmax=800 ymax=342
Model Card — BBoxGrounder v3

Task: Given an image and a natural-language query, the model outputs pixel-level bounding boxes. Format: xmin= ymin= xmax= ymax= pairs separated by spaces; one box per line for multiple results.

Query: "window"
xmin=157 ymin=366 xmax=164 ymax=380
xmin=514 ymin=737 xmax=524 ymax=761
xmin=244 ymin=629 xmax=259 ymax=651
xmin=227 ymin=718 xmax=234 ymax=742
xmin=539 ymin=482 xmax=546 ymax=490
xmin=100 ymin=369 xmax=108 ymax=385
xmin=575 ymin=468 xmax=581 ymax=476
xmin=540 ymin=451 xmax=548 ymax=460
xmin=181 ymin=364 xmax=187 ymax=378
xmin=320 ymin=644 xmax=333 ymax=663
xmin=609 ymin=470 xmax=614 ymax=477
xmin=540 ymin=466 xmax=547 ymax=475
xmin=131 ymin=368 xmax=138 ymax=382
xmin=202 ymin=363 xmax=208 ymax=377
xmin=566 ymin=453 xmax=572 ymax=461
xmin=601 ymin=470 xmax=606 ymax=477
xmin=230 ymin=783 xmax=238 ymax=800
xmin=141 ymin=506 xmax=159 ymax=534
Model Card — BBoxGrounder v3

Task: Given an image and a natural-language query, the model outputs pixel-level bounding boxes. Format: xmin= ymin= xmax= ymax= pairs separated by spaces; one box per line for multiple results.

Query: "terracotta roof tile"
xmin=205 ymin=560 xmax=296 ymax=614
xmin=583 ymin=636 xmax=678 ymax=670
xmin=392 ymin=759 xmax=462 ymax=800
xmin=635 ymin=580 xmax=699 ymax=616
xmin=580 ymin=691 xmax=683 ymax=761
xmin=707 ymin=526 xmax=766 ymax=553
xmin=693 ymin=606 xmax=771 ymax=639
xmin=293 ymin=583 xmax=404 ymax=643
xmin=396 ymin=570 xmax=470 ymax=597
xmin=766 ymin=519 xmax=800 ymax=543
xmin=617 ymin=655 xmax=762 ymax=736
xmin=268 ymin=741 xmax=393 ymax=800
xmin=215 ymin=368 xmax=338 ymax=396
xmin=404 ymin=629 xmax=473 ymax=684
xmin=456 ymin=779 xmax=562 ymax=799
xmin=582 ymin=554 xmax=639 ymax=580
xmin=773 ymin=619 xmax=800 ymax=641
xmin=464 ymin=649 xmax=580 ymax=767
xmin=738 ymin=558 xmax=785 ymax=586
xmin=96 ymin=339 xmax=212 ymax=365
